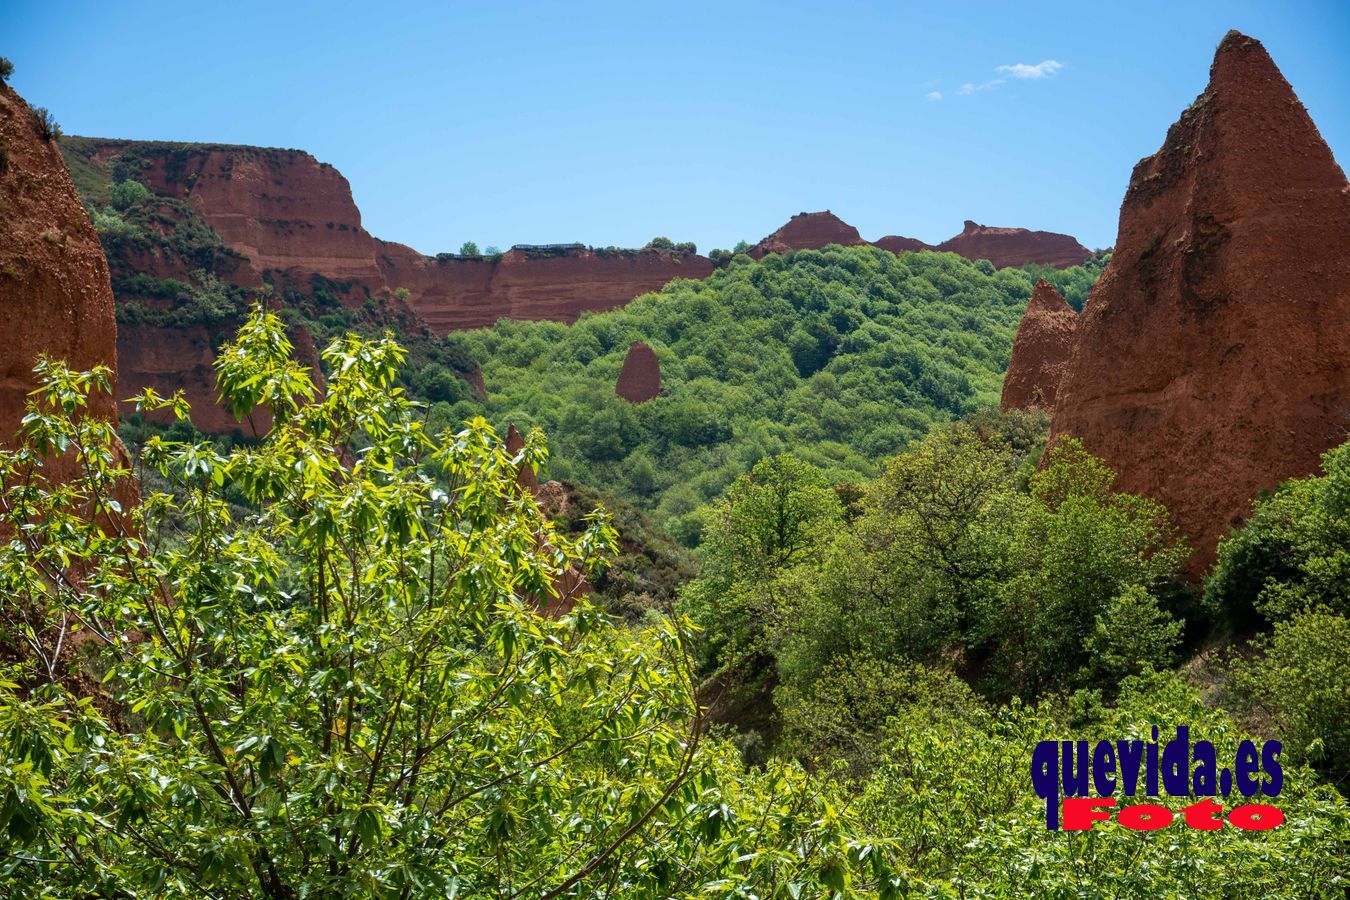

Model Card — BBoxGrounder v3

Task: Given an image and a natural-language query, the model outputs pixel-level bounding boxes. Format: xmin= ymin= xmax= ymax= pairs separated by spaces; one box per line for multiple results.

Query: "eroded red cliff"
xmin=750 ymin=211 xmax=868 ymax=257
xmin=386 ymin=244 xmax=713 ymax=332
xmin=1049 ymin=31 xmax=1350 ymax=576
xmin=749 ymin=211 xmax=1091 ymax=269
xmin=67 ymin=139 xmax=714 ymax=332
xmin=872 ymin=234 xmax=930 ymax=254
xmin=0 ymin=83 xmax=120 ymax=449
xmin=1001 ymin=279 xmax=1077 ymax=411
xmin=935 ymin=220 xmax=1092 ymax=269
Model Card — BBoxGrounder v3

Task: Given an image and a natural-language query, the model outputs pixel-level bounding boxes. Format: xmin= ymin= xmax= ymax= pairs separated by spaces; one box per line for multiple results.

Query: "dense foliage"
xmin=449 ymin=246 xmax=1106 ymax=544
xmin=682 ymin=417 xmax=1192 ymax=745
xmin=0 ymin=315 xmax=887 ymax=897
xmin=1208 ymin=442 xmax=1350 ymax=786
xmin=1 ymin=318 xmax=1345 ymax=896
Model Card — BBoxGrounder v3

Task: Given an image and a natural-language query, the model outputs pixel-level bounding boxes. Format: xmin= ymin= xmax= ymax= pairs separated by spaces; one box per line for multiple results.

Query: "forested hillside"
xmin=446 ymin=246 xmax=1108 ymax=542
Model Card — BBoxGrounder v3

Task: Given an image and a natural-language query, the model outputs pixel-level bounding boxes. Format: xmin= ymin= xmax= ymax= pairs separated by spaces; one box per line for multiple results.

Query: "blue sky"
xmin=4 ymin=1 xmax=1348 ymax=254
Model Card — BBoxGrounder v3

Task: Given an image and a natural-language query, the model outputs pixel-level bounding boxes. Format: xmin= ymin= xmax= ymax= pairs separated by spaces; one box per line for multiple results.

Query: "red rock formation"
xmin=66 ymin=139 xmax=714 ymax=331
xmin=95 ymin=141 xmax=380 ymax=286
xmin=1049 ymin=30 xmax=1350 ymax=576
xmin=935 ymin=220 xmax=1092 ymax=269
xmin=750 ymin=211 xmax=868 ymax=257
xmin=0 ymin=81 xmax=137 ymax=697
xmin=873 ymin=234 xmax=931 ymax=254
xmin=1001 ymin=279 xmax=1077 ymax=411
xmin=505 ymin=423 xmax=540 ymax=493
xmin=616 ymin=342 xmax=662 ymax=403
xmin=0 ymin=82 xmax=120 ymax=450
xmin=749 ymin=210 xmax=1090 ymax=269
xmin=117 ymin=321 xmax=324 ymax=435
xmin=388 ymin=244 xmax=713 ymax=332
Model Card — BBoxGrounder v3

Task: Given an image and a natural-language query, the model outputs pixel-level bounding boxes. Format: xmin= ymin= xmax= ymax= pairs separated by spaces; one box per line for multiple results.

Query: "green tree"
xmin=108 ymin=178 xmax=151 ymax=211
xmin=30 ymin=106 xmax=61 ymax=142
xmin=458 ymin=240 xmax=480 ymax=256
xmin=1235 ymin=609 xmax=1350 ymax=785
xmin=683 ymin=455 xmax=841 ymax=679
xmin=1207 ymin=438 xmax=1350 ymax=629
xmin=0 ymin=312 xmax=907 ymax=896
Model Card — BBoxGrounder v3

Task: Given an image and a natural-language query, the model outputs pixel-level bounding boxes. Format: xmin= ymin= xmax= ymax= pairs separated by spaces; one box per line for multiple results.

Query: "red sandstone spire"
xmin=1048 ymin=30 xmax=1350 ymax=575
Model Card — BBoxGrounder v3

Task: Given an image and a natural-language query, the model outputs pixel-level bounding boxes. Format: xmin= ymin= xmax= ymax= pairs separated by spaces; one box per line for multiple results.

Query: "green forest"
xmin=443 ymin=247 xmax=1108 ymax=544
xmin=2 ymin=294 xmax=1346 ymax=896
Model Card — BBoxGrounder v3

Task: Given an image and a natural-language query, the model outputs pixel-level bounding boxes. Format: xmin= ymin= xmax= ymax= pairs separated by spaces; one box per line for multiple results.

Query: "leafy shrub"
xmin=1207 ymin=438 xmax=1350 ymax=629
xmin=107 ymin=178 xmax=151 ymax=210
xmin=1235 ymin=609 xmax=1350 ymax=785
xmin=29 ymin=106 xmax=61 ymax=141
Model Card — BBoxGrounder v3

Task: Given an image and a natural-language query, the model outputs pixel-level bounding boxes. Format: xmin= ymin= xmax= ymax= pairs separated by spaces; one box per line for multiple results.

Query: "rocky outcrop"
xmin=872 ymin=234 xmax=930 ymax=254
xmin=117 ymin=323 xmax=231 ymax=432
xmin=935 ymin=220 xmax=1092 ymax=269
xmin=616 ymin=342 xmax=662 ymax=403
xmin=1049 ymin=31 xmax=1350 ymax=576
xmin=1001 ymin=279 xmax=1077 ymax=411
xmin=749 ymin=211 xmax=1091 ymax=269
xmin=64 ymin=139 xmax=713 ymax=331
xmin=0 ymin=83 xmax=120 ymax=452
xmin=750 ymin=211 xmax=868 ymax=257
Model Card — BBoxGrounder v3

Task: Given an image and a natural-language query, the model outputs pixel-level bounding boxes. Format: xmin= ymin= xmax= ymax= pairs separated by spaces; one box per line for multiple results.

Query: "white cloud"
xmin=925 ymin=91 xmax=943 ymax=101
xmin=956 ymin=79 xmax=1003 ymax=96
xmin=996 ymin=59 xmax=1063 ymax=79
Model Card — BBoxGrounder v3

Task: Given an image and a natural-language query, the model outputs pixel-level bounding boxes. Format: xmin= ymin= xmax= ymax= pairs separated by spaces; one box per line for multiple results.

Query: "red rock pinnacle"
xmin=1049 ymin=30 xmax=1350 ymax=575
xmin=616 ymin=342 xmax=662 ymax=404
xmin=1001 ymin=279 xmax=1077 ymax=412
xmin=505 ymin=423 xmax=540 ymax=493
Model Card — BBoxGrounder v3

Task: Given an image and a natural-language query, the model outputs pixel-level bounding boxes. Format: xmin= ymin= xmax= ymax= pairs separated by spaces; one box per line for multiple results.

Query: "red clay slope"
xmin=1001 ymin=279 xmax=1077 ymax=412
xmin=0 ymin=82 xmax=120 ymax=448
xmin=1049 ymin=30 xmax=1350 ymax=576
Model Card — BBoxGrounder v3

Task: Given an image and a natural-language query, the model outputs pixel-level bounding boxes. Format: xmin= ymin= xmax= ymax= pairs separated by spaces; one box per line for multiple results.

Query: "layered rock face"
xmin=749 ymin=211 xmax=868 ymax=256
xmin=1050 ymin=31 xmax=1350 ymax=575
xmin=386 ymin=244 xmax=713 ymax=332
xmin=616 ymin=342 xmax=662 ymax=403
xmin=66 ymin=139 xmax=713 ymax=332
xmin=1001 ymin=279 xmax=1078 ymax=412
xmin=934 ymin=220 xmax=1092 ymax=269
xmin=749 ymin=211 xmax=1091 ymax=269
xmin=112 ymin=142 xmax=380 ymax=282
xmin=0 ymin=83 xmax=120 ymax=448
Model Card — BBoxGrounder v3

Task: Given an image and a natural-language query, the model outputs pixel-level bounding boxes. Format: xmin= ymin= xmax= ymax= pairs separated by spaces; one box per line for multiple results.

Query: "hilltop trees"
xmin=454 ymin=245 xmax=1065 ymax=543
